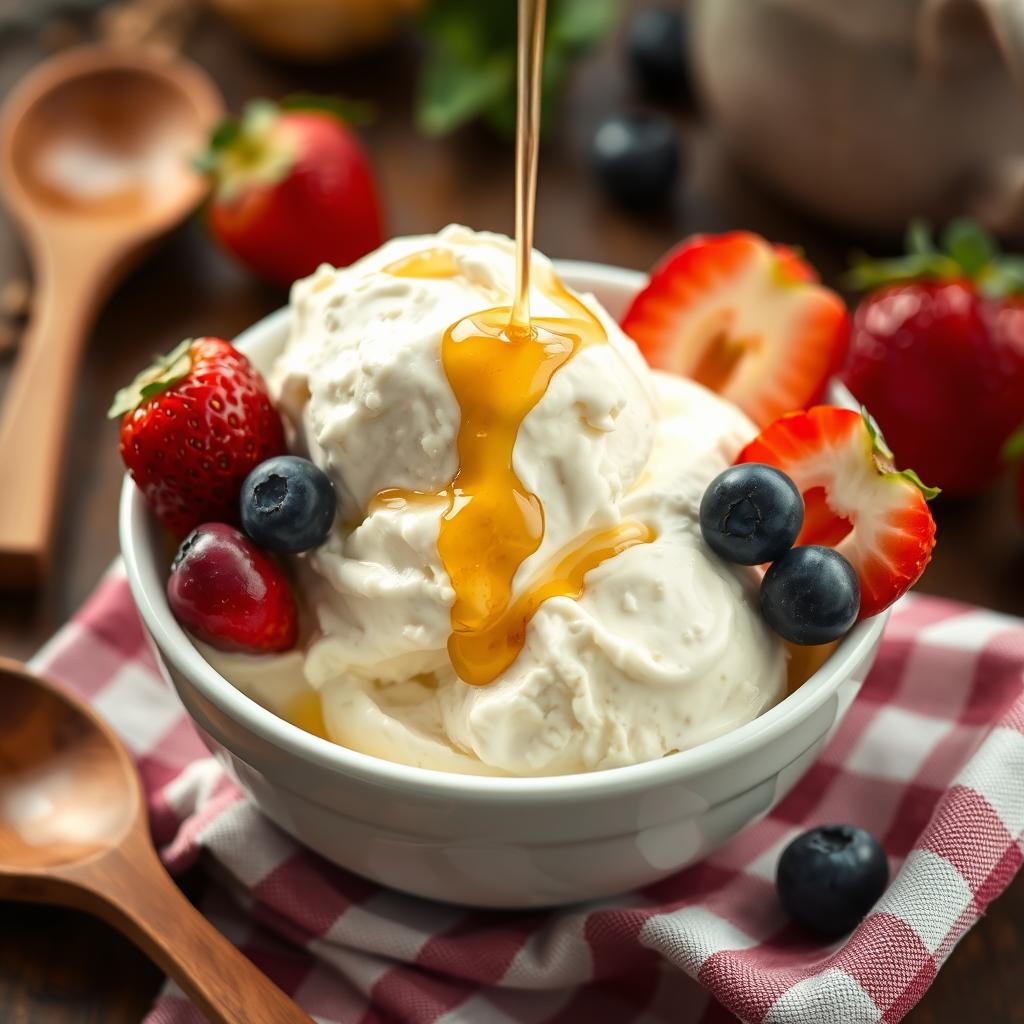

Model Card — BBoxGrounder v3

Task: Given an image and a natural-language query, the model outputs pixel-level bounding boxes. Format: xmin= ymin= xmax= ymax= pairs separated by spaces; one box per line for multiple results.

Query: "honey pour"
xmin=377 ymin=0 xmax=653 ymax=685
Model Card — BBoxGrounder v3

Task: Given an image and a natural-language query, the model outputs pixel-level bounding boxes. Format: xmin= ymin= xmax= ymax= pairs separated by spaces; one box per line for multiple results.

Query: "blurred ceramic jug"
xmin=690 ymin=0 xmax=1024 ymax=236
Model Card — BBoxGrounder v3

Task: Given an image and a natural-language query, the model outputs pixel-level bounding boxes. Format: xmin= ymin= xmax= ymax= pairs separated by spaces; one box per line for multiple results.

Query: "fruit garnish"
xmin=590 ymin=112 xmax=680 ymax=208
xmin=735 ymin=406 xmax=937 ymax=618
xmin=197 ymin=96 xmax=383 ymax=287
xmin=699 ymin=463 xmax=803 ymax=566
xmin=843 ymin=219 xmax=1024 ymax=495
xmin=776 ymin=825 xmax=889 ymax=939
xmin=110 ymin=337 xmax=286 ymax=538
xmin=167 ymin=524 xmax=298 ymax=653
xmin=240 ymin=455 xmax=337 ymax=554
xmin=760 ymin=545 xmax=860 ymax=646
xmin=621 ymin=232 xmax=849 ymax=427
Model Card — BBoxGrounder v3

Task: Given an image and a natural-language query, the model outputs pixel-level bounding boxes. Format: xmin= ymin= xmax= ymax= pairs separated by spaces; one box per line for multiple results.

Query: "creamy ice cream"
xmin=206 ymin=225 xmax=786 ymax=776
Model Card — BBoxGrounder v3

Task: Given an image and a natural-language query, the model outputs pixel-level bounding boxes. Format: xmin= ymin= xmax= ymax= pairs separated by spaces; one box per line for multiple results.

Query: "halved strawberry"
xmin=735 ymin=406 xmax=938 ymax=618
xmin=621 ymin=232 xmax=849 ymax=427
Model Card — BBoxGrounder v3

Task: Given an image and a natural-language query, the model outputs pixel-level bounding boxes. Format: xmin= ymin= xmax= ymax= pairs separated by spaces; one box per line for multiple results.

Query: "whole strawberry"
xmin=110 ymin=337 xmax=286 ymax=537
xmin=843 ymin=221 xmax=1024 ymax=496
xmin=198 ymin=97 xmax=383 ymax=287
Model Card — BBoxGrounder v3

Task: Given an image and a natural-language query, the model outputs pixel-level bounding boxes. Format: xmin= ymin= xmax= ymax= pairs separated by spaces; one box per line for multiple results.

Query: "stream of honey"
xmin=372 ymin=0 xmax=654 ymax=685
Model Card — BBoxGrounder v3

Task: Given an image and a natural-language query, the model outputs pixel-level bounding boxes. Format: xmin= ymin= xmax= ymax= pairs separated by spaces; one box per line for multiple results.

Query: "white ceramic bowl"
xmin=120 ymin=261 xmax=887 ymax=908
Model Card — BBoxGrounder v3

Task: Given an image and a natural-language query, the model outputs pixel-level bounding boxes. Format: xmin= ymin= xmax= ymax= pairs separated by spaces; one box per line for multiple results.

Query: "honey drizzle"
xmin=448 ymin=520 xmax=655 ymax=686
xmin=370 ymin=0 xmax=653 ymax=686
xmin=511 ymin=0 xmax=547 ymax=333
xmin=377 ymin=251 xmax=653 ymax=684
xmin=383 ymin=247 xmax=459 ymax=279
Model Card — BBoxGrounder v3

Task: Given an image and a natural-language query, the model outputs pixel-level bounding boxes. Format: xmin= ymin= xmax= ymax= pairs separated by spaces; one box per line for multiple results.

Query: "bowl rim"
xmin=120 ymin=258 xmax=888 ymax=801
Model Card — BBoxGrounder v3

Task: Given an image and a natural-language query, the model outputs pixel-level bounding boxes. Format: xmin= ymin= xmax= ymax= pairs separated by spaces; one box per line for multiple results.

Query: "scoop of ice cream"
xmin=208 ymin=225 xmax=786 ymax=776
xmin=274 ymin=224 xmax=658 ymax=684
xmin=433 ymin=372 xmax=783 ymax=773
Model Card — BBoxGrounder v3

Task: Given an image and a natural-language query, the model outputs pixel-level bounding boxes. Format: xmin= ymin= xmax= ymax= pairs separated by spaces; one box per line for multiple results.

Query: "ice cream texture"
xmin=207 ymin=225 xmax=786 ymax=776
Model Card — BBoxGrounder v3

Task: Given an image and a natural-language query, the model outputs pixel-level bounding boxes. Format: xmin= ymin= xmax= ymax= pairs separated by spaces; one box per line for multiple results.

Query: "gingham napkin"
xmin=29 ymin=566 xmax=1024 ymax=1024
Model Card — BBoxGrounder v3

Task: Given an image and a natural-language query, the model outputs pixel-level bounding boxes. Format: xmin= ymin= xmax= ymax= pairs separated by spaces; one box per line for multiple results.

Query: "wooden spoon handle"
xmin=0 ymin=243 xmax=104 ymax=587
xmin=68 ymin=839 xmax=314 ymax=1024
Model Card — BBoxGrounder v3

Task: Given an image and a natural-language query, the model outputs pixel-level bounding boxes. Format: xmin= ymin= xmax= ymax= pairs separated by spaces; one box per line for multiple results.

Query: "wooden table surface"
xmin=1 ymin=2 xmax=1023 ymax=1021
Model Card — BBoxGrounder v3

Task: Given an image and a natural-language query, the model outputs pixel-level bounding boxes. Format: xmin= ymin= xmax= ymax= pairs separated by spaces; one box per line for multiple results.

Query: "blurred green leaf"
xmin=942 ymin=218 xmax=997 ymax=277
xmin=417 ymin=0 xmax=622 ymax=139
xmin=549 ymin=0 xmax=620 ymax=50
xmin=904 ymin=219 xmax=935 ymax=257
xmin=422 ymin=0 xmax=515 ymax=60
xmin=853 ymin=217 xmax=1024 ymax=298
xmin=988 ymin=255 xmax=1024 ymax=297
xmin=843 ymin=252 xmax=958 ymax=292
xmin=417 ymin=52 xmax=514 ymax=136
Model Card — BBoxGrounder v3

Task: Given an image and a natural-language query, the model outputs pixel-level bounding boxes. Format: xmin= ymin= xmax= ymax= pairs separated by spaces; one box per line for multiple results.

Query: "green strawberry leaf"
xmin=861 ymin=406 xmax=893 ymax=459
xmin=846 ymin=217 xmax=1015 ymax=294
xmin=844 ymin=251 xmax=957 ymax=292
xmin=905 ymin=219 xmax=936 ymax=257
xmin=899 ymin=468 xmax=941 ymax=501
xmin=208 ymin=116 xmax=242 ymax=153
xmin=195 ymin=99 xmax=301 ymax=199
xmin=240 ymin=99 xmax=279 ymax=134
xmin=978 ymin=254 xmax=1024 ymax=299
xmin=861 ymin=407 xmax=940 ymax=499
xmin=193 ymin=116 xmax=242 ymax=174
xmin=942 ymin=218 xmax=997 ymax=277
xmin=108 ymin=339 xmax=193 ymax=419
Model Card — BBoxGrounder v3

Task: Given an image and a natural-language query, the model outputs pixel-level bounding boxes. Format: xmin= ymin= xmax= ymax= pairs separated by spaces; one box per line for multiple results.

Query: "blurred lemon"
xmin=207 ymin=0 xmax=424 ymax=61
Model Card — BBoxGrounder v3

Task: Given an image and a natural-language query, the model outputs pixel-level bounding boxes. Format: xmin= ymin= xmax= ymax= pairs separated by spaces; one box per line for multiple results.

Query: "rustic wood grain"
xmin=0 ymin=0 xmax=1021 ymax=1020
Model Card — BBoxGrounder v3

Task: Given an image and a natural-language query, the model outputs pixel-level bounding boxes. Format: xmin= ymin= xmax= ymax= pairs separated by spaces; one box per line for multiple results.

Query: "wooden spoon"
xmin=0 ymin=657 xmax=314 ymax=1024
xmin=0 ymin=46 xmax=223 ymax=588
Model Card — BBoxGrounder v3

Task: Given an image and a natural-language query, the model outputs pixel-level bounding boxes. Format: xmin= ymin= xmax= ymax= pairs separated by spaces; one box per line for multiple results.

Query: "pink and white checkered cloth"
xmin=29 ymin=567 xmax=1024 ymax=1024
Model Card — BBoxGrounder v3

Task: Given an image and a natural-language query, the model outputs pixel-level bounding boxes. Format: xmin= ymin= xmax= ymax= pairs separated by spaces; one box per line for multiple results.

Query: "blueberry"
xmin=700 ymin=464 xmax=803 ymax=565
xmin=776 ymin=825 xmax=889 ymax=938
xmin=760 ymin=545 xmax=860 ymax=645
xmin=240 ymin=455 xmax=336 ymax=554
xmin=627 ymin=5 xmax=692 ymax=99
xmin=590 ymin=112 xmax=680 ymax=208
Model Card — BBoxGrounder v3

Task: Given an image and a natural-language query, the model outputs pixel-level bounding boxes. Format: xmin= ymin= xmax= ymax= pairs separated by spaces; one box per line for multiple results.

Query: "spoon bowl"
xmin=0 ymin=666 xmax=137 ymax=869
xmin=0 ymin=47 xmax=223 ymax=588
xmin=5 ymin=53 xmax=214 ymax=224
xmin=0 ymin=658 xmax=312 ymax=1024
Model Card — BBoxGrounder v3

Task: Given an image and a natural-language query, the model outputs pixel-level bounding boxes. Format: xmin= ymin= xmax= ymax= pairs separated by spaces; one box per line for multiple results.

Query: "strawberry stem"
xmin=195 ymin=100 xmax=297 ymax=202
xmin=861 ymin=407 xmax=941 ymax=500
xmin=845 ymin=219 xmax=1024 ymax=299
xmin=108 ymin=339 xmax=194 ymax=419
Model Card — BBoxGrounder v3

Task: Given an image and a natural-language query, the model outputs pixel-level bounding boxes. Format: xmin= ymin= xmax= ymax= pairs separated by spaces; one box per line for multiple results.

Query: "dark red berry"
xmin=167 ymin=523 xmax=297 ymax=653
